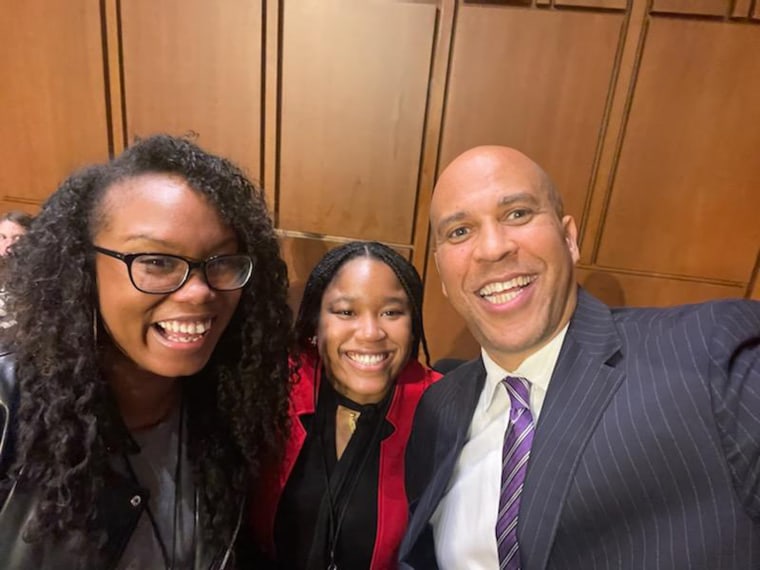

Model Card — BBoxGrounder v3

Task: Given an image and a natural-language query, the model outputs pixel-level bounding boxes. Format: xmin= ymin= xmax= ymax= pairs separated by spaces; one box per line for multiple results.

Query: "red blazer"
xmin=250 ymin=350 xmax=441 ymax=569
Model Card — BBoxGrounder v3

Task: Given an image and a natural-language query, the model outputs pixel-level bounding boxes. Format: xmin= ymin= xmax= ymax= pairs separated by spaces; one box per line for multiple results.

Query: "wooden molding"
xmin=579 ymin=0 xmax=650 ymax=264
xmin=411 ymin=0 xmax=458 ymax=277
xmin=263 ymin=0 xmax=281 ymax=217
xmin=102 ymin=0 xmax=126 ymax=156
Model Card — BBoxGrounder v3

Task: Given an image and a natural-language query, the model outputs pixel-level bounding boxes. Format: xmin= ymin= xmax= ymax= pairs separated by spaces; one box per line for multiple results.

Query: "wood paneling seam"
xmin=408 ymin=12 xmax=439 ymax=249
xmin=263 ymin=0 xmax=283 ymax=222
xmin=276 ymin=229 xmax=413 ymax=251
xmin=2 ymin=196 xmax=43 ymax=206
xmin=115 ymin=0 xmax=128 ymax=149
xmin=414 ymin=0 xmax=458 ymax=284
xmin=746 ymin=248 xmax=760 ymax=298
xmin=579 ymin=263 xmax=747 ymax=287
xmin=259 ymin=0 xmax=268 ymax=186
xmin=579 ymin=0 xmax=634 ymax=247
xmin=100 ymin=0 xmax=126 ymax=156
xmin=99 ymin=0 xmax=114 ymax=157
xmin=589 ymin=6 xmax=651 ymax=263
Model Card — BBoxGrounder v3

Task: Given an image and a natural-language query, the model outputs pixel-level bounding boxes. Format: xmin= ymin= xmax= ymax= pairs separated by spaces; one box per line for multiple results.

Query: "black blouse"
xmin=273 ymin=375 xmax=394 ymax=569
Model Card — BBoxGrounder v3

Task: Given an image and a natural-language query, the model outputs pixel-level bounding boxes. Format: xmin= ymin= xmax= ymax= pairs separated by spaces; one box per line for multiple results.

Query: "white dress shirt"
xmin=431 ymin=325 xmax=569 ymax=570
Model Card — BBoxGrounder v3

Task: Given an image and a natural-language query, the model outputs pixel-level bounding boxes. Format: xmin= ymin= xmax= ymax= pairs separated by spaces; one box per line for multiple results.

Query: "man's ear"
xmin=562 ymin=215 xmax=580 ymax=264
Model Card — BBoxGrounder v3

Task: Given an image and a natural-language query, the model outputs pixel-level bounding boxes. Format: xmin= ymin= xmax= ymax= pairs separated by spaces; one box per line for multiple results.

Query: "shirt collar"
xmin=481 ymin=323 xmax=570 ymax=410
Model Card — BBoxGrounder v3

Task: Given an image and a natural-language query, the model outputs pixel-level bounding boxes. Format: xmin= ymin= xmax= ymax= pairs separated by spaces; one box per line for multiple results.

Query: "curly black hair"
xmin=2 ymin=135 xmax=293 ymax=559
xmin=295 ymin=241 xmax=430 ymax=366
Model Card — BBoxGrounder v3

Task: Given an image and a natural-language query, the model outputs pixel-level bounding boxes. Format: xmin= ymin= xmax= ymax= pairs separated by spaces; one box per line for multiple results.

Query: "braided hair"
xmin=295 ymin=241 xmax=430 ymax=366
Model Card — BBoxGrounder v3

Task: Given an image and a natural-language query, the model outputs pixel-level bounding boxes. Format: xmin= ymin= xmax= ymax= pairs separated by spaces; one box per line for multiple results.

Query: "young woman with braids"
xmin=0 ymin=135 xmax=293 ymax=569
xmin=250 ymin=241 xmax=442 ymax=569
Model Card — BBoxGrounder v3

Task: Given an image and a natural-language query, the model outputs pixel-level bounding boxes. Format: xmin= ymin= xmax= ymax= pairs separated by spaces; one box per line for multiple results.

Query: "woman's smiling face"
xmin=93 ymin=173 xmax=243 ymax=379
xmin=317 ymin=256 xmax=413 ymax=405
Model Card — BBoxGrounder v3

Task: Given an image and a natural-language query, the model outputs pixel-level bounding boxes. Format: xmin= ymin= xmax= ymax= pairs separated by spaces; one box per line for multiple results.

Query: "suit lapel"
xmin=431 ymin=359 xmax=486 ymax=501
xmin=519 ymin=290 xmax=625 ymax=570
xmin=404 ymin=359 xmax=486 ymax=558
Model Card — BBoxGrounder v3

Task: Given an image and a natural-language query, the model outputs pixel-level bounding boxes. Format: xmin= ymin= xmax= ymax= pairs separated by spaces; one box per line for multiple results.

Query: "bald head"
xmin=428 ymin=145 xmax=580 ymax=370
xmin=431 ymin=146 xmax=563 ymax=242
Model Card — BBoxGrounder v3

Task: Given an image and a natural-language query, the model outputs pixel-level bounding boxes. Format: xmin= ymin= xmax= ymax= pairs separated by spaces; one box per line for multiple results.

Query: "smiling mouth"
xmin=154 ymin=318 xmax=212 ymax=343
xmin=345 ymin=351 xmax=391 ymax=366
xmin=478 ymin=275 xmax=537 ymax=304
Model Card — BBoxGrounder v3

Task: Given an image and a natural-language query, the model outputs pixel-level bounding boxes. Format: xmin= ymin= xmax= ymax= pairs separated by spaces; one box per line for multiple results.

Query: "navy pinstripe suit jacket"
xmin=400 ymin=289 xmax=760 ymax=569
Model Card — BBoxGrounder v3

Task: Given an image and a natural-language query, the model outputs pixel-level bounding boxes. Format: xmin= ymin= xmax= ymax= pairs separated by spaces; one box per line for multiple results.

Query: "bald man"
xmin=400 ymin=147 xmax=760 ymax=569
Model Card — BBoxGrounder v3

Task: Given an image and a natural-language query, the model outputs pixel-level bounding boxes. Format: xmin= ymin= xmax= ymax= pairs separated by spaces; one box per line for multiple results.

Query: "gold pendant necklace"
xmin=346 ymin=409 xmax=359 ymax=434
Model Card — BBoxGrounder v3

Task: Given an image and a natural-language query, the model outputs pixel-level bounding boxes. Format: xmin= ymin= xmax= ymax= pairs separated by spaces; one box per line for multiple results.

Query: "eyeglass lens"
xmin=131 ymin=254 xmax=251 ymax=293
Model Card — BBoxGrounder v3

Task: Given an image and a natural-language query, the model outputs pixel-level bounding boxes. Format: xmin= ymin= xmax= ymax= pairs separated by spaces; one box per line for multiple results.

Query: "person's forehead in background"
xmin=0 ymin=219 xmax=29 ymax=255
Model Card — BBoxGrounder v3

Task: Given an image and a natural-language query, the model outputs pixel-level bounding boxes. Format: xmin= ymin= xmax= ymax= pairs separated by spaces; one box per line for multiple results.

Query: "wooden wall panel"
xmin=731 ymin=0 xmax=752 ymax=18
xmin=0 ymin=2 xmax=109 ymax=204
xmin=411 ymin=0 xmax=457 ymax=271
xmin=439 ymin=6 xmax=624 ymax=225
xmin=749 ymin=249 xmax=760 ymax=300
xmin=577 ymin=268 xmax=745 ymax=307
xmin=751 ymin=274 xmax=760 ymax=300
xmin=751 ymin=281 xmax=760 ymax=301
xmin=597 ymin=19 xmax=760 ymax=283
xmin=651 ymin=0 xmax=728 ymax=16
xmin=556 ymin=0 xmax=627 ymax=11
xmin=121 ymin=0 xmax=262 ymax=181
xmin=280 ymin=235 xmax=341 ymax=313
xmin=278 ymin=0 xmax=436 ymax=244
xmin=0 ymin=200 xmax=39 ymax=218
xmin=3 ymin=0 xmax=756 ymax=365
xmin=422 ymin=251 xmax=481 ymax=363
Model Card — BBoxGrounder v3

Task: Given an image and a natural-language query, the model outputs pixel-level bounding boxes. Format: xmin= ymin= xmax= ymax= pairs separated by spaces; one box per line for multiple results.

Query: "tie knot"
xmin=503 ymin=376 xmax=530 ymax=411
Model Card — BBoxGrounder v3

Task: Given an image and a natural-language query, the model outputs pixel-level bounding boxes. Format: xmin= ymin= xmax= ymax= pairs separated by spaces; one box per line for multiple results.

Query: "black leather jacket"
xmin=0 ymin=351 xmax=243 ymax=569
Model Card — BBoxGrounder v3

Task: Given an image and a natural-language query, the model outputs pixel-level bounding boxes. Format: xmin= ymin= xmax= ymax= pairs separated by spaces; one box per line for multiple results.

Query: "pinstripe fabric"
xmin=401 ymin=289 xmax=760 ymax=570
xmin=496 ymin=377 xmax=534 ymax=569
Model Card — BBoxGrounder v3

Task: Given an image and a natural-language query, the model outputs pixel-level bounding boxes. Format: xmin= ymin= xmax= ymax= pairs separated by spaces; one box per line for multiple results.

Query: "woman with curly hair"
xmin=250 ymin=241 xmax=441 ymax=569
xmin=0 ymin=135 xmax=293 ymax=569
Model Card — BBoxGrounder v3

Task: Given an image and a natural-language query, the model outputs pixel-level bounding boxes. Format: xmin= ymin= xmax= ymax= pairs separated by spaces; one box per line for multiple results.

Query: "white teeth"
xmin=156 ymin=319 xmax=211 ymax=335
xmin=347 ymin=352 xmax=387 ymax=365
xmin=478 ymin=275 xmax=536 ymax=301
xmin=484 ymin=289 xmax=522 ymax=304
xmin=164 ymin=332 xmax=203 ymax=343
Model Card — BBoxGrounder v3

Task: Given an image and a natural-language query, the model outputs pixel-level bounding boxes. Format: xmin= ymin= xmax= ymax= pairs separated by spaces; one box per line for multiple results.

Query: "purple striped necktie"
xmin=495 ymin=376 xmax=534 ymax=570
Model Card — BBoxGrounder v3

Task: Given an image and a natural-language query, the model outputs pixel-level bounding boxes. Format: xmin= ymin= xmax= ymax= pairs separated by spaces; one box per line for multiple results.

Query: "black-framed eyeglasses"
xmin=94 ymin=245 xmax=253 ymax=294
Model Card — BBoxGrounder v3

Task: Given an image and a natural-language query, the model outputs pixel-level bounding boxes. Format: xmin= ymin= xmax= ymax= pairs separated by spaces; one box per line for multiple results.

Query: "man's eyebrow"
xmin=434 ymin=192 xmax=541 ymax=234
xmin=435 ymin=211 xmax=467 ymax=236
xmin=497 ymin=192 xmax=540 ymax=207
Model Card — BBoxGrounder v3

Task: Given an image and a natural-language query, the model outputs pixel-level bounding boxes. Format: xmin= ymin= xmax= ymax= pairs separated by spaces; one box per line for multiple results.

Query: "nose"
xmin=170 ymin=268 xmax=216 ymax=303
xmin=473 ymin=221 xmax=517 ymax=263
xmin=356 ymin=314 xmax=386 ymax=341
